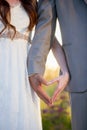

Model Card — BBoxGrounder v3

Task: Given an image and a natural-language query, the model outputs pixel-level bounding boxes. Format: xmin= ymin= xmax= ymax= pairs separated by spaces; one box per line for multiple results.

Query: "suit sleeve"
xmin=27 ymin=0 xmax=56 ymax=76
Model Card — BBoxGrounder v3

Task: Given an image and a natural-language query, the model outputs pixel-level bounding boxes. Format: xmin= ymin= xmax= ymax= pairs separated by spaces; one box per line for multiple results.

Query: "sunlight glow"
xmin=46 ymin=21 xmax=62 ymax=69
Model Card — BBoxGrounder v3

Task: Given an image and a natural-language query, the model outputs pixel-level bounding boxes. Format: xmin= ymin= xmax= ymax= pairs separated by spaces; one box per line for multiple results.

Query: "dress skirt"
xmin=0 ymin=38 xmax=42 ymax=130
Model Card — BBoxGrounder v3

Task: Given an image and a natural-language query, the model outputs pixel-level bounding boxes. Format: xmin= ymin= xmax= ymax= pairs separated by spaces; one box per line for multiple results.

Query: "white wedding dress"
xmin=0 ymin=3 xmax=42 ymax=130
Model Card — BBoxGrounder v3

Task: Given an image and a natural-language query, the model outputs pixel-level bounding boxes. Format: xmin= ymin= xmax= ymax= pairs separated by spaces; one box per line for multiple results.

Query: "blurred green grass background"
xmin=41 ymin=67 xmax=72 ymax=130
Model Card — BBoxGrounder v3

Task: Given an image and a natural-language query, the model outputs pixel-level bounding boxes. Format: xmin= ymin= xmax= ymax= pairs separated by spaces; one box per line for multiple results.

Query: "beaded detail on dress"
xmin=0 ymin=30 xmax=29 ymax=41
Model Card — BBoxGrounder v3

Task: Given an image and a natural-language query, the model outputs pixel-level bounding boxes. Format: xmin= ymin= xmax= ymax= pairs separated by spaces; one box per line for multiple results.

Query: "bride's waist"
xmin=0 ymin=31 xmax=29 ymax=41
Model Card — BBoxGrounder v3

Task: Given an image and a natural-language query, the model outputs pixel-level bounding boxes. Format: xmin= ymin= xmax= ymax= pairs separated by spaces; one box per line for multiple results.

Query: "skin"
xmin=5 ymin=0 xmax=20 ymax=7
xmin=29 ymin=74 xmax=53 ymax=107
xmin=50 ymin=37 xmax=69 ymax=102
xmin=4 ymin=0 xmax=69 ymax=106
xmin=4 ymin=0 xmax=53 ymax=106
xmin=29 ymin=37 xmax=69 ymax=106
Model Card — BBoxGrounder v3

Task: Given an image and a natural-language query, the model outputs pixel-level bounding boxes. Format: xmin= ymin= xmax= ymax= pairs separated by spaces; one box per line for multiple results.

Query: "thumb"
xmin=39 ymin=76 xmax=48 ymax=86
xmin=47 ymin=77 xmax=59 ymax=86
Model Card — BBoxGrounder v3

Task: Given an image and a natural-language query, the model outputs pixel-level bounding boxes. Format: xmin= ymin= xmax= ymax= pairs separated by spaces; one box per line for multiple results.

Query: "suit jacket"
xmin=28 ymin=0 xmax=56 ymax=75
xmin=28 ymin=0 xmax=87 ymax=92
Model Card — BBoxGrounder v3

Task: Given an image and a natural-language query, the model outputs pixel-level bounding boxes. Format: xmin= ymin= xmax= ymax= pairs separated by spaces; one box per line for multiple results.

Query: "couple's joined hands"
xmin=29 ymin=72 xmax=69 ymax=107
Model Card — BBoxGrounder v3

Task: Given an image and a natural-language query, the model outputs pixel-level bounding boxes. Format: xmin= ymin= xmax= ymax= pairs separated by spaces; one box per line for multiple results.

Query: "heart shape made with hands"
xmin=46 ymin=74 xmax=69 ymax=103
xmin=29 ymin=73 xmax=69 ymax=106
xmin=33 ymin=78 xmax=58 ymax=107
xmin=47 ymin=77 xmax=61 ymax=103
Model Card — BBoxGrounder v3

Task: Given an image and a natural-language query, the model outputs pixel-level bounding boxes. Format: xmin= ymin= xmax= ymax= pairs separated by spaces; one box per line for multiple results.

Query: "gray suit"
xmin=28 ymin=0 xmax=56 ymax=75
xmin=28 ymin=0 xmax=87 ymax=130
xmin=56 ymin=0 xmax=87 ymax=92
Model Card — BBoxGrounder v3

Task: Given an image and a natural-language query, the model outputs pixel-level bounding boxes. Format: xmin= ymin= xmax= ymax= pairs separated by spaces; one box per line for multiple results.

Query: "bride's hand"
xmin=29 ymin=74 xmax=53 ymax=107
xmin=47 ymin=72 xmax=70 ymax=103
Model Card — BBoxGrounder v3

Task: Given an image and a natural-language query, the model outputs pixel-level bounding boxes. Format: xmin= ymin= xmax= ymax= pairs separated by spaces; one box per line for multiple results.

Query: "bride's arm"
xmin=52 ymin=37 xmax=69 ymax=74
xmin=48 ymin=37 xmax=70 ymax=102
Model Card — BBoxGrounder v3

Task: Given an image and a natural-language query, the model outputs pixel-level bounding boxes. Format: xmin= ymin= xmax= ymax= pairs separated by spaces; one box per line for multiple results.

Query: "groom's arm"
xmin=27 ymin=0 xmax=56 ymax=76
xmin=28 ymin=0 xmax=56 ymax=106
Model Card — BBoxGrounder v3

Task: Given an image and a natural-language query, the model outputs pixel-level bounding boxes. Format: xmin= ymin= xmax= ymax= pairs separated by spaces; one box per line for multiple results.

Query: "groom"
xmin=28 ymin=0 xmax=87 ymax=130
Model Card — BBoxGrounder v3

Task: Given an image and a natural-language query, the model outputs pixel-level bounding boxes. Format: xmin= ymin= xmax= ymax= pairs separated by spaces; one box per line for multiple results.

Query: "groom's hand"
xmin=47 ymin=72 xmax=69 ymax=103
xmin=29 ymin=74 xmax=52 ymax=107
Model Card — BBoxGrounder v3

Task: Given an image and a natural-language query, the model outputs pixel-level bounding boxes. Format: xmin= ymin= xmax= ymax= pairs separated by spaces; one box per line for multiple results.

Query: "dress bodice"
xmin=0 ymin=3 xmax=42 ymax=130
xmin=0 ymin=3 xmax=30 ymax=36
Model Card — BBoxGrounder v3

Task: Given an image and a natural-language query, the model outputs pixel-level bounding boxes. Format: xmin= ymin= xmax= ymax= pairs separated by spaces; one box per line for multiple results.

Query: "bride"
xmin=0 ymin=0 xmax=45 ymax=129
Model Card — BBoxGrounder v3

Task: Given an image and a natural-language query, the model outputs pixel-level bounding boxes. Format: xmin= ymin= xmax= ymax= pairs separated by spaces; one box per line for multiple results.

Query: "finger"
xmin=39 ymin=76 xmax=48 ymax=86
xmin=35 ymin=86 xmax=52 ymax=106
xmin=52 ymin=83 xmax=65 ymax=102
xmin=29 ymin=75 xmax=52 ymax=106
xmin=33 ymin=74 xmax=48 ymax=86
xmin=52 ymin=75 xmax=69 ymax=103
xmin=30 ymin=80 xmax=52 ymax=106
xmin=52 ymin=88 xmax=62 ymax=102
xmin=47 ymin=77 xmax=59 ymax=86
